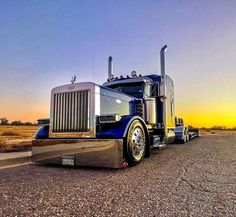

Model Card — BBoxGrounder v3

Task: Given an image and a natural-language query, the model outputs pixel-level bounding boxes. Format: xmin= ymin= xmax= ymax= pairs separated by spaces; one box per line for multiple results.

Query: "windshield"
xmin=107 ymin=82 xmax=144 ymax=98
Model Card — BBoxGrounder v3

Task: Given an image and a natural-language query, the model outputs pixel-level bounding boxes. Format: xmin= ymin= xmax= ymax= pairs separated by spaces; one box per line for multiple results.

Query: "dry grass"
xmin=0 ymin=126 xmax=39 ymax=152
xmin=0 ymin=139 xmax=13 ymax=152
xmin=200 ymin=129 xmax=236 ymax=136
xmin=1 ymin=131 xmax=20 ymax=136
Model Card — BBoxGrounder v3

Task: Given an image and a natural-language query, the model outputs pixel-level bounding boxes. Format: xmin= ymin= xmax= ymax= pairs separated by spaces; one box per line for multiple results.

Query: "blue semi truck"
xmin=32 ymin=45 xmax=199 ymax=168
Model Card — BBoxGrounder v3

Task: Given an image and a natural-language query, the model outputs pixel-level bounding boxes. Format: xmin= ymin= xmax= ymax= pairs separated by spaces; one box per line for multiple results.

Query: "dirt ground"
xmin=0 ymin=126 xmax=38 ymax=151
xmin=0 ymin=134 xmax=235 ymax=216
xmin=200 ymin=129 xmax=236 ymax=136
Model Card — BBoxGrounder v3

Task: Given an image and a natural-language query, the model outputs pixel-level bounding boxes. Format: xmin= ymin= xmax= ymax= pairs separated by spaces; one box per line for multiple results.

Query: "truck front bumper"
xmin=32 ymin=139 xmax=124 ymax=168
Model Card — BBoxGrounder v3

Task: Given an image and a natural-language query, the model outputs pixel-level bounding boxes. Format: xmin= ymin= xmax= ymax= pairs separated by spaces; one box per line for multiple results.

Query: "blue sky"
xmin=0 ymin=0 xmax=236 ymax=126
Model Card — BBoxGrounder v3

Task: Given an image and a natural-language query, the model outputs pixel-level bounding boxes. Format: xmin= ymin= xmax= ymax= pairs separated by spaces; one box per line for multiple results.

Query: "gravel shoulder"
xmin=0 ymin=135 xmax=235 ymax=217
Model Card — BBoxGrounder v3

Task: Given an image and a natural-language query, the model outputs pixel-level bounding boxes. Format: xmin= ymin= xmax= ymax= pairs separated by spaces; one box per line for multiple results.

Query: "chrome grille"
xmin=52 ymin=90 xmax=90 ymax=132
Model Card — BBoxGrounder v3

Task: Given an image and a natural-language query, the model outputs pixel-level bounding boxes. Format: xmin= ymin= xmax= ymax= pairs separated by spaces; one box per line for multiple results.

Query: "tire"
xmin=180 ymin=131 xmax=187 ymax=144
xmin=125 ymin=120 xmax=146 ymax=166
xmin=186 ymin=131 xmax=190 ymax=142
xmin=180 ymin=136 xmax=186 ymax=144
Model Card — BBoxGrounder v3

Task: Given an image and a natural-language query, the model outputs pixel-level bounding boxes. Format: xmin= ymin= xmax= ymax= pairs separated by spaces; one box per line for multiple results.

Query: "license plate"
xmin=62 ymin=156 xmax=75 ymax=166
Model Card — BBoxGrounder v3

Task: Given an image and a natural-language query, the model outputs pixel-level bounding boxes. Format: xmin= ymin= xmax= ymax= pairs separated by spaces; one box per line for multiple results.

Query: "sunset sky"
xmin=0 ymin=1 xmax=236 ymax=127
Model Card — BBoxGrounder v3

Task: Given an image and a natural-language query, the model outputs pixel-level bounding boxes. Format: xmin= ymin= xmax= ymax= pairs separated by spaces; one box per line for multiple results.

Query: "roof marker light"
xmin=131 ymin=71 xmax=137 ymax=77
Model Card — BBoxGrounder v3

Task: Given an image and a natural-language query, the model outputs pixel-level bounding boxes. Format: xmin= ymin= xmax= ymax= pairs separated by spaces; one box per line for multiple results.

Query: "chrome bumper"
xmin=32 ymin=139 xmax=124 ymax=168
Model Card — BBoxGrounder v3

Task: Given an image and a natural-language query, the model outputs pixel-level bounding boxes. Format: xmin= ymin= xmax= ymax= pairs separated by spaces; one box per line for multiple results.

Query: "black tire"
xmin=124 ymin=120 xmax=146 ymax=166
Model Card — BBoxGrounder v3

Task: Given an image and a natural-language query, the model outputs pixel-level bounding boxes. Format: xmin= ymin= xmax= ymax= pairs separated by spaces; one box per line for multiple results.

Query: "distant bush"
xmin=210 ymin=126 xmax=227 ymax=130
xmin=200 ymin=127 xmax=207 ymax=130
xmin=200 ymin=126 xmax=236 ymax=130
xmin=11 ymin=121 xmax=24 ymax=126
xmin=0 ymin=117 xmax=9 ymax=125
xmin=24 ymin=122 xmax=33 ymax=126
xmin=1 ymin=131 xmax=20 ymax=136
xmin=0 ymin=117 xmax=40 ymax=126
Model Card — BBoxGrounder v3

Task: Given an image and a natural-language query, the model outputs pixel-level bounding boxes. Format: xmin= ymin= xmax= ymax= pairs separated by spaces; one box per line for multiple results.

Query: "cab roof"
xmin=102 ymin=76 xmax=152 ymax=87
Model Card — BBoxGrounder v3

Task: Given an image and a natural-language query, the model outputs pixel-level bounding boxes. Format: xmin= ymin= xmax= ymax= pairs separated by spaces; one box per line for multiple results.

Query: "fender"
xmin=122 ymin=116 xmax=151 ymax=158
xmin=96 ymin=115 xmax=145 ymax=139
xmin=97 ymin=115 xmax=150 ymax=158
xmin=122 ymin=116 xmax=148 ymax=138
xmin=35 ymin=125 xmax=49 ymax=139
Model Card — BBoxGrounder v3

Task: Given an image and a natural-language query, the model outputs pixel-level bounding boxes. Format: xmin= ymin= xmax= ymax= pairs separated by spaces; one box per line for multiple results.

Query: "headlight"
xmin=98 ymin=114 xmax=121 ymax=124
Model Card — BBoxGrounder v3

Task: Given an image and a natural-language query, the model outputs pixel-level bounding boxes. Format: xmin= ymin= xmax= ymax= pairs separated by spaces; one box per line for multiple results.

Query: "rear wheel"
xmin=181 ymin=129 xmax=188 ymax=144
xmin=186 ymin=131 xmax=190 ymax=142
xmin=125 ymin=120 xmax=146 ymax=166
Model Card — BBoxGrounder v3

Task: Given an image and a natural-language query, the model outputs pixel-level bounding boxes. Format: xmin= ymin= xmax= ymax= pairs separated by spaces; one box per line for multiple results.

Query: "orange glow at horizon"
xmin=176 ymin=111 xmax=236 ymax=128
xmin=0 ymin=102 xmax=49 ymax=123
xmin=1 ymin=99 xmax=236 ymax=128
xmin=175 ymin=93 xmax=236 ymax=128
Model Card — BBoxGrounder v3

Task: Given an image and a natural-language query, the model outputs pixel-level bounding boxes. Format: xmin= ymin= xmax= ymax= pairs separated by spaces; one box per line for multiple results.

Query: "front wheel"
xmin=124 ymin=120 xmax=146 ymax=166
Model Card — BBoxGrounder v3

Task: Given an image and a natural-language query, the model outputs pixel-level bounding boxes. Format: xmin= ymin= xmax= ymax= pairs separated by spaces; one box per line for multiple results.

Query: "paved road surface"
xmin=0 ymin=135 xmax=235 ymax=217
xmin=0 ymin=151 xmax=31 ymax=168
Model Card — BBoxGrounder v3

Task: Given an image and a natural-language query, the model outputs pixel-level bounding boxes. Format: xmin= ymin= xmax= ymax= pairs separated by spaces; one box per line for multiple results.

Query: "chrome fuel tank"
xmin=145 ymin=98 xmax=156 ymax=124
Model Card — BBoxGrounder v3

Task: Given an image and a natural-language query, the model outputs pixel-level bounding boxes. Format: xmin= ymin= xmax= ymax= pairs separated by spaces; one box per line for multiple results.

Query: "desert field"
xmin=0 ymin=126 xmax=39 ymax=152
xmin=200 ymin=129 xmax=236 ymax=136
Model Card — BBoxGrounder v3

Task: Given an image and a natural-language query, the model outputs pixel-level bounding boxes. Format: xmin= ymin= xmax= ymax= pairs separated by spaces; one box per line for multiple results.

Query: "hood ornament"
xmin=71 ymin=75 xmax=77 ymax=84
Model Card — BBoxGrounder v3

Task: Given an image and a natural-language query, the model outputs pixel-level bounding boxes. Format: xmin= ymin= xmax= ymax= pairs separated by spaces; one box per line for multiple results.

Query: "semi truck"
xmin=32 ymin=45 xmax=199 ymax=168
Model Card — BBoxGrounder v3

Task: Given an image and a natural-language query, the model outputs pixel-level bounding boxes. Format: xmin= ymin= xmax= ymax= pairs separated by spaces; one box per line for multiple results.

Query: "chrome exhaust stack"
xmin=160 ymin=45 xmax=168 ymax=138
xmin=108 ymin=56 xmax=114 ymax=80
xmin=160 ymin=45 xmax=168 ymax=77
xmin=160 ymin=44 xmax=168 ymax=96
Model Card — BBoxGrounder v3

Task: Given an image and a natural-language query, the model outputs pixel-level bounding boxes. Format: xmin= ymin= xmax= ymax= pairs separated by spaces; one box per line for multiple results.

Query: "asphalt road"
xmin=0 ymin=135 xmax=235 ymax=217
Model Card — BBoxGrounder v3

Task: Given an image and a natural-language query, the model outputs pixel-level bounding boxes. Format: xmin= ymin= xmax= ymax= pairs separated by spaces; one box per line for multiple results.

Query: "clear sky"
xmin=0 ymin=0 xmax=236 ymax=127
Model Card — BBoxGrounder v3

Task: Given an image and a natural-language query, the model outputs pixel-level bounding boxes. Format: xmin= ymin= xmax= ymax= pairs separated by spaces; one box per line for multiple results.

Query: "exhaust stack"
xmin=108 ymin=56 xmax=114 ymax=80
xmin=160 ymin=45 xmax=168 ymax=77
xmin=159 ymin=45 xmax=168 ymax=138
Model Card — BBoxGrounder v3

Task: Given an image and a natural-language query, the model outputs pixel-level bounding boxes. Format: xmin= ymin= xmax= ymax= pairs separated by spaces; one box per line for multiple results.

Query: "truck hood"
xmin=49 ymin=82 xmax=136 ymax=138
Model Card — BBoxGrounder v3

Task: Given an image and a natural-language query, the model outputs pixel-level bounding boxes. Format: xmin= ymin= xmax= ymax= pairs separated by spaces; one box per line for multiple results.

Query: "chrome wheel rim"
xmin=131 ymin=127 xmax=145 ymax=160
